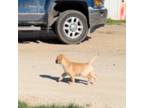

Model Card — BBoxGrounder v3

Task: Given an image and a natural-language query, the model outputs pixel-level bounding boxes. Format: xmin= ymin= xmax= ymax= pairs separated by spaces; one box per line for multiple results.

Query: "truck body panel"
xmin=18 ymin=0 xmax=107 ymax=32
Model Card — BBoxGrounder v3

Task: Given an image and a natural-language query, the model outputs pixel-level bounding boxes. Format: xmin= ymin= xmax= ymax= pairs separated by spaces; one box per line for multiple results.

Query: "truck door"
xmin=18 ymin=0 xmax=24 ymax=13
xmin=19 ymin=0 xmax=50 ymax=22
xmin=18 ymin=0 xmax=25 ymax=22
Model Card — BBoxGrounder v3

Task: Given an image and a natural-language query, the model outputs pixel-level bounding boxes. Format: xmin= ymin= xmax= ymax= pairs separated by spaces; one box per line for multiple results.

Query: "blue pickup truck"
xmin=18 ymin=0 xmax=107 ymax=44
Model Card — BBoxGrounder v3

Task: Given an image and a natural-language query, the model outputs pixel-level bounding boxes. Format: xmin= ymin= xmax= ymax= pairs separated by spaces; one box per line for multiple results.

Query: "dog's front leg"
xmin=58 ymin=73 xmax=66 ymax=82
xmin=72 ymin=77 xmax=75 ymax=83
xmin=69 ymin=76 xmax=75 ymax=84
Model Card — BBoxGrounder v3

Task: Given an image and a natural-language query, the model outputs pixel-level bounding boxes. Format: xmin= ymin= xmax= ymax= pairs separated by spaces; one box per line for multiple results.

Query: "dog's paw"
xmin=90 ymin=82 xmax=96 ymax=85
xmin=87 ymin=81 xmax=95 ymax=85
xmin=57 ymin=78 xmax=60 ymax=82
xmin=68 ymin=82 xmax=74 ymax=85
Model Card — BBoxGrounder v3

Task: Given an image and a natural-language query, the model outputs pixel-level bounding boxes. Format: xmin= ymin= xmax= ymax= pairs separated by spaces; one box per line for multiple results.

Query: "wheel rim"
xmin=63 ymin=17 xmax=84 ymax=39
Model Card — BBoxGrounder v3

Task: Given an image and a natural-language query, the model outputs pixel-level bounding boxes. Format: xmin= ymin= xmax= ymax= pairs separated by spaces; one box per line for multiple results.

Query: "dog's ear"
xmin=58 ymin=54 xmax=65 ymax=59
xmin=57 ymin=54 xmax=65 ymax=62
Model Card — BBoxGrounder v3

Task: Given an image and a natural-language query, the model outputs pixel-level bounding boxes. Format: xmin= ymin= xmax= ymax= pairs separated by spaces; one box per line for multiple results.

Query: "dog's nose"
xmin=55 ymin=59 xmax=58 ymax=64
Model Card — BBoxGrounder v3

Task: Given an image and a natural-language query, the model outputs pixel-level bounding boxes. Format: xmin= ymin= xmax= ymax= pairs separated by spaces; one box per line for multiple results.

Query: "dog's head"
xmin=55 ymin=54 xmax=65 ymax=64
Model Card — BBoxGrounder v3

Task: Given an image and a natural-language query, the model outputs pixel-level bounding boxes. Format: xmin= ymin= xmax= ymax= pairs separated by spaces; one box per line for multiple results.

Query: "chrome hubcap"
xmin=63 ymin=17 xmax=83 ymax=39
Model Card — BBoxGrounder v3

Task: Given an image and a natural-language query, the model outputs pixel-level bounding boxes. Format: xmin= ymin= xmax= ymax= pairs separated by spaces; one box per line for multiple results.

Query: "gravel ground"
xmin=18 ymin=25 xmax=126 ymax=108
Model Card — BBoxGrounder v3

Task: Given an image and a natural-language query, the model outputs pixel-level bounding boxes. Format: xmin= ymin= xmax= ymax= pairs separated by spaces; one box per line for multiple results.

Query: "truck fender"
xmin=47 ymin=0 xmax=58 ymax=27
xmin=47 ymin=0 xmax=89 ymax=27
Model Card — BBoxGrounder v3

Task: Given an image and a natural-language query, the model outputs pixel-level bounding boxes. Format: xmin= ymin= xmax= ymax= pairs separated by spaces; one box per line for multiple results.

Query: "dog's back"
xmin=67 ymin=62 xmax=93 ymax=76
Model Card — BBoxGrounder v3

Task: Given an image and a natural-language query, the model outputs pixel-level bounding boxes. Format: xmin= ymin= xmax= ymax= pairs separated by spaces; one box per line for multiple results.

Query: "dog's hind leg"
xmin=87 ymin=77 xmax=92 ymax=85
xmin=91 ymin=72 xmax=96 ymax=81
xmin=87 ymin=72 xmax=96 ymax=85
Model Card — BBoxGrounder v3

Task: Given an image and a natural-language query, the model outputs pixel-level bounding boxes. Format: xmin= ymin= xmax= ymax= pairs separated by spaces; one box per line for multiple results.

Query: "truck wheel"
xmin=56 ymin=10 xmax=88 ymax=44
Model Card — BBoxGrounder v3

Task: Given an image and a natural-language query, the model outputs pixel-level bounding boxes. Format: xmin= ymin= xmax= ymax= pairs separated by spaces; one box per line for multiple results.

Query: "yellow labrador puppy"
xmin=55 ymin=54 xmax=97 ymax=84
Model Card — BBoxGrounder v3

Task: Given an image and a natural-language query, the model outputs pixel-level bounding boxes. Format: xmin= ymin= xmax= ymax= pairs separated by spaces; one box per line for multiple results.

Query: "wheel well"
xmin=54 ymin=1 xmax=90 ymax=27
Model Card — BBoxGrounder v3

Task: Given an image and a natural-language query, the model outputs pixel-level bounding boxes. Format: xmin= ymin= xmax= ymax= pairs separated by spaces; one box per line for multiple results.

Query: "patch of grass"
xmin=18 ymin=101 xmax=29 ymax=108
xmin=18 ymin=101 xmax=84 ymax=108
xmin=106 ymin=18 xmax=126 ymax=25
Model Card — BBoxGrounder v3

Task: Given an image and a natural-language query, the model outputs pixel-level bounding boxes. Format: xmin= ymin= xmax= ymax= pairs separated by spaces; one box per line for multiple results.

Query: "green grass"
xmin=18 ymin=101 xmax=84 ymax=108
xmin=106 ymin=18 xmax=126 ymax=25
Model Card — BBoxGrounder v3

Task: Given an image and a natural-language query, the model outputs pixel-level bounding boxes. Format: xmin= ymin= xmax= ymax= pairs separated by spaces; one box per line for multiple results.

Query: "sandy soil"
xmin=18 ymin=25 xmax=126 ymax=108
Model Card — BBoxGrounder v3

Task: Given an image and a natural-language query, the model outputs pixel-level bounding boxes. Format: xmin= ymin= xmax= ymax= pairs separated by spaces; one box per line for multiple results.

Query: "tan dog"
xmin=55 ymin=54 xmax=97 ymax=85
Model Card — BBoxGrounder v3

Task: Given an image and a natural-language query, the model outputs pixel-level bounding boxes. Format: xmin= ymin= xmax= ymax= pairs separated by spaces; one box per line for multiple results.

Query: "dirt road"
xmin=18 ymin=25 xmax=126 ymax=108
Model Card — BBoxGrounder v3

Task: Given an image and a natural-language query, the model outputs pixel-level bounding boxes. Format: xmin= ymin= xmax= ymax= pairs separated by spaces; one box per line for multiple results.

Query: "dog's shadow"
xmin=40 ymin=74 xmax=88 ymax=85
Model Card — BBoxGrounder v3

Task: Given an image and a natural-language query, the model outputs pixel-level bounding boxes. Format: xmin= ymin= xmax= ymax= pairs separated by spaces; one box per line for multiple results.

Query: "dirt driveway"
xmin=18 ymin=25 xmax=126 ymax=108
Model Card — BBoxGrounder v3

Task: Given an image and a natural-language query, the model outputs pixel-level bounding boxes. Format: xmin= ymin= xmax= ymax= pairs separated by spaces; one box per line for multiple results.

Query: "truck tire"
xmin=56 ymin=10 xmax=88 ymax=44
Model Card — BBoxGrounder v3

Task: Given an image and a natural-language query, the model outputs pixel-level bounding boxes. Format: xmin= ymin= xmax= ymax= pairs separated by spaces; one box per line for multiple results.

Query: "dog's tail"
xmin=89 ymin=56 xmax=97 ymax=65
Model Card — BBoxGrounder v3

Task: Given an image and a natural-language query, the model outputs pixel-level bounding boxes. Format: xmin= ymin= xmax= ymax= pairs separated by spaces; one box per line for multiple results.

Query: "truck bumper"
xmin=89 ymin=7 xmax=107 ymax=33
